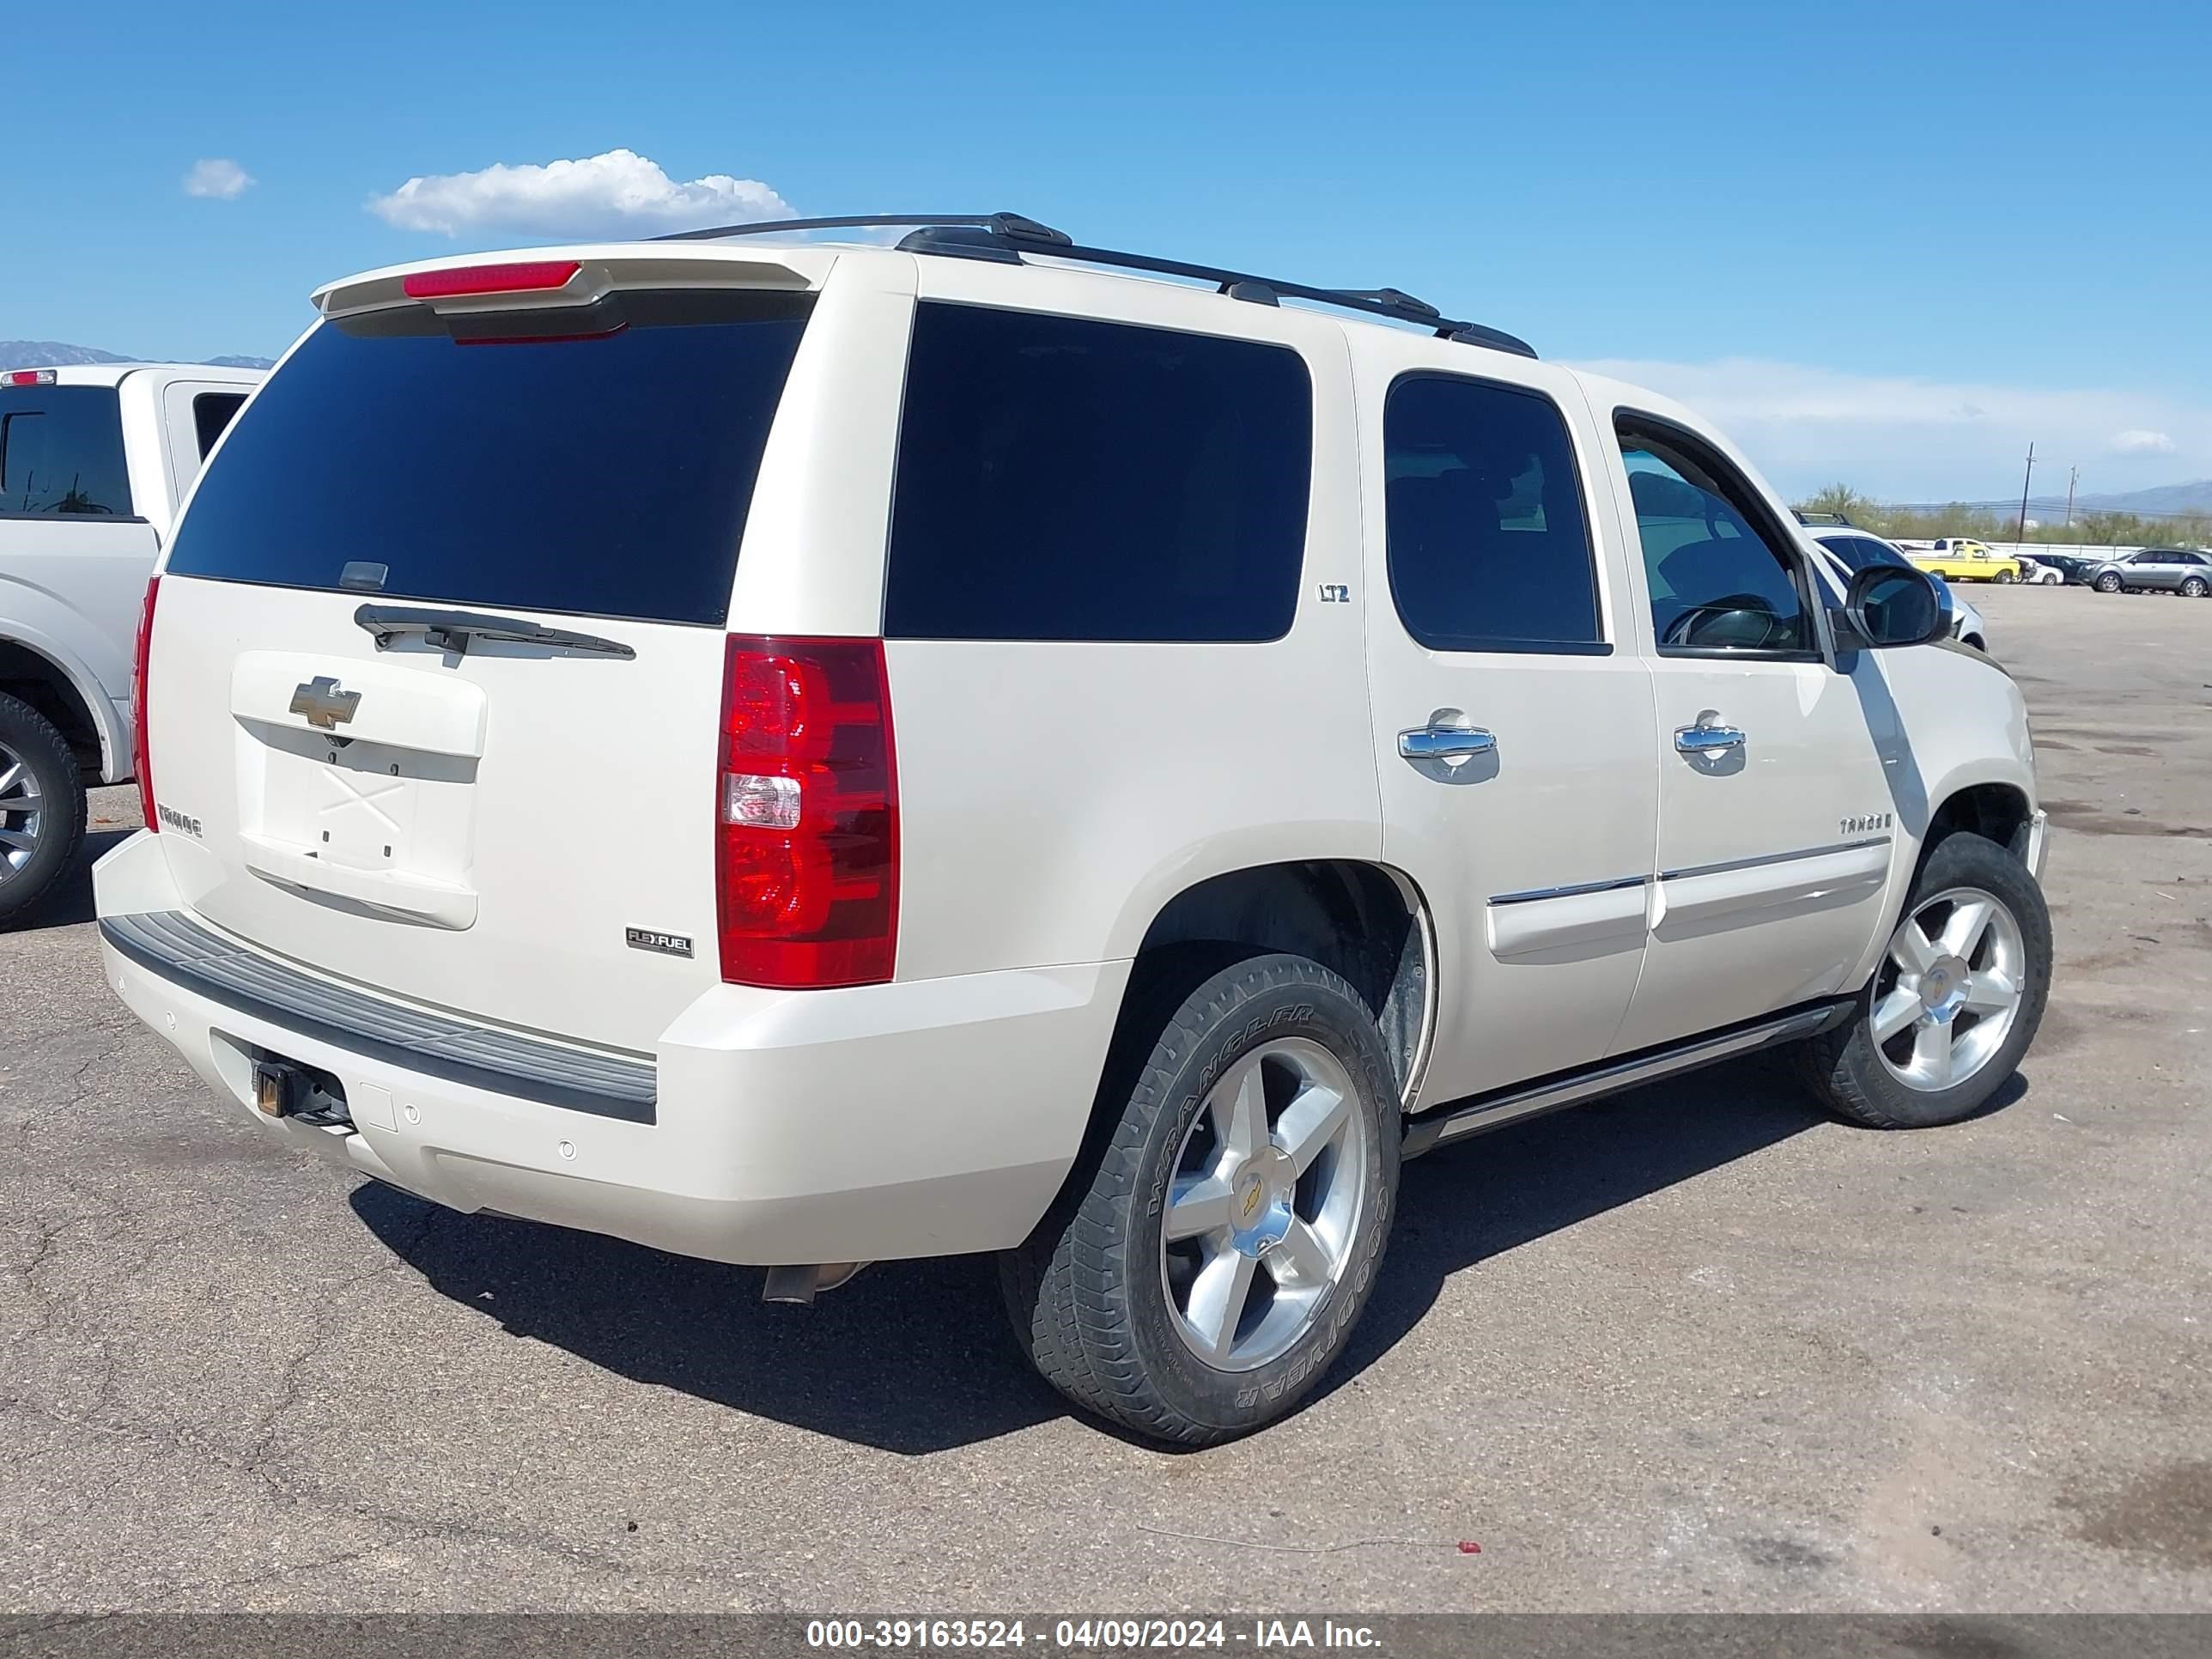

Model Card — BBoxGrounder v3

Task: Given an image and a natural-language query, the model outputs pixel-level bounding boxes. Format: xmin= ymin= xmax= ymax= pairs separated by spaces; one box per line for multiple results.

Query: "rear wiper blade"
xmin=353 ymin=605 xmax=636 ymax=659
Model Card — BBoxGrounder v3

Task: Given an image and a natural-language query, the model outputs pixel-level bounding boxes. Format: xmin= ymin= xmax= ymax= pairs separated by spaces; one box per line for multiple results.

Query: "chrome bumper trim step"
xmin=100 ymin=909 xmax=657 ymax=1124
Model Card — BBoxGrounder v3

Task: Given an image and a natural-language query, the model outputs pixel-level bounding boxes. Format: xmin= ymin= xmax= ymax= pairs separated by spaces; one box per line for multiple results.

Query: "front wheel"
xmin=1001 ymin=951 xmax=1400 ymax=1444
xmin=1991 ymin=568 xmax=2015 ymax=584
xmin=2182 ymin=576 xmax=2209 ymax=599
xmin=1796 ymin=832 xmax=2051 ymax=1129
xmin=0 ymin=693 xmax=87 ymax=927
xmin=2094 ymin=572 xmax=2124 ymax=593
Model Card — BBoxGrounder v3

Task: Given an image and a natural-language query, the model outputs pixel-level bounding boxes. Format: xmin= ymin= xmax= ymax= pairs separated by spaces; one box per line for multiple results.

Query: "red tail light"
xmin=716 ymin=636 xmax=898 ymax=988
xmin=131 ymin=576 xmax=160 ymax=831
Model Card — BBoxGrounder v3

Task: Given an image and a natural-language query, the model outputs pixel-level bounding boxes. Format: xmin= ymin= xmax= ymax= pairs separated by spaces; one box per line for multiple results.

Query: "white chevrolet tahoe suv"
xmin=94 ymin=215 xmax=2052 ymax=1444
xmin=0 ymin=362 xmax=259 ymax=921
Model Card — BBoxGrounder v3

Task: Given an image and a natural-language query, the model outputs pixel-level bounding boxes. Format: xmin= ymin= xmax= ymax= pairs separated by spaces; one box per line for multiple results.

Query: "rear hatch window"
xmin=165 ymin=289 xmax=813 ymax=624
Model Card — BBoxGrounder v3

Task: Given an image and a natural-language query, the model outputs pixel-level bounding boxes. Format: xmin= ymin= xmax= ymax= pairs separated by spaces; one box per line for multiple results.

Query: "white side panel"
xmin=1350 ymin=331 xmax=1659 ymax=1103
xmin=113 ymin=373 xmax=179 ymax=539
xmin=1486 ymin=881 xmax=1650 ymax=958
xmin=0 ymin=520 xmax=155 ymax=778
xmin=1654 ymin=839 xmax=1891 ymax=932
xmin=888 ymin=274 xmax=1379 ymax=981
xmin=726 ymin=252 xmax=915 ymax=636
xmin=1572 ymin=374 xmax=1911 ymax=1054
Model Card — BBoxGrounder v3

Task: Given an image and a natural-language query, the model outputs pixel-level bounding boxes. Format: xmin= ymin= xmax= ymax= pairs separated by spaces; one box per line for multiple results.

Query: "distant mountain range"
xmin=1898 ymin=480 xmax=2212 ymax=519
xmin=0 ymin=339 xmax=275 ymax=371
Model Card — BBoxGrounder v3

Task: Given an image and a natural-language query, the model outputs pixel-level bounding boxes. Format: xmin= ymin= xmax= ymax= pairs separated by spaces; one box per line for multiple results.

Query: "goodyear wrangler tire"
xmin=1000 ymin=951 xmax=1400 ymax=1444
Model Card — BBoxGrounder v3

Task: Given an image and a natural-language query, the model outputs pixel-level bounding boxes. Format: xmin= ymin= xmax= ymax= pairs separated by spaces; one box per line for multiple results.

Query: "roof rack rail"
xmin=655 ymin=212 xmax=1535 ymax=358
xmin=656 ymin=211 xmax=1073 ymax=247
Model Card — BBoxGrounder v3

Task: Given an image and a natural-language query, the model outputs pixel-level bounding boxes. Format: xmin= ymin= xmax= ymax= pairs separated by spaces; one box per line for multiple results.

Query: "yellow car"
xmin=1905 ymin=538 xmax=2023 ymax=583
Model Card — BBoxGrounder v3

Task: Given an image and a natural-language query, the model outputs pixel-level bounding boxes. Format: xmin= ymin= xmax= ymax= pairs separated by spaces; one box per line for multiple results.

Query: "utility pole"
xmin=2065 ymin=465 xmax=2077 ymax=528
xmin=2016 ymin=441 xmax=2037 ymax=544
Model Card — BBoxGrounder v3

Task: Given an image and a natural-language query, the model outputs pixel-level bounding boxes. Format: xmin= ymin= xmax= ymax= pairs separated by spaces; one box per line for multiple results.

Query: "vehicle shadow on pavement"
xmin=2 ymin=830 xmax=131 ymax=933
xmin=351 ymin=1056 xmax=2026 ymax=1455
xmin=1320 ymin=1057 xmax=2028 ymax=1410
xmin=350 ymin=1178 xmax=1057 ymax=1454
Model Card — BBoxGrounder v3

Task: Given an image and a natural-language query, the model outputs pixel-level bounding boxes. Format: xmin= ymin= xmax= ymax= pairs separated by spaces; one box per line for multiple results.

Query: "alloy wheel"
xmin=1159 ymin=1037 xmax=1368 ymax=1371
xmin=1869 ymin=885 xmax=2027 ymax=1093
xmin=0 ymin=741 xmax=45 ymax=880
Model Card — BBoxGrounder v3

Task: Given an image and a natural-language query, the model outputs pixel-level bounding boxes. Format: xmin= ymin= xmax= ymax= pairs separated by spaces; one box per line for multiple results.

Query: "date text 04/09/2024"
xmin=804 ymin=1619 xmax=1384 ymax=1650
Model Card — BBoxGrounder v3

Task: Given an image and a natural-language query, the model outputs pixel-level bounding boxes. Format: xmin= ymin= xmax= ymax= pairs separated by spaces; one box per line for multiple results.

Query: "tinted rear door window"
xmin=0 ymin=385 xmax=134 ymax=517
xmin=1383 ymin=374 xmax=1602 ymax=653
xmin=165 ymin=291 xmax=812 ymax=625
xmin=884 ymin=303 xmax=1312 ymax=642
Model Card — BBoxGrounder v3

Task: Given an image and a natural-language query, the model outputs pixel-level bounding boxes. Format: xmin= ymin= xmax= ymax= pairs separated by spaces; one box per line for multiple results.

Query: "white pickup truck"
xmin=0 ymin=362 xmax=260 ymax=920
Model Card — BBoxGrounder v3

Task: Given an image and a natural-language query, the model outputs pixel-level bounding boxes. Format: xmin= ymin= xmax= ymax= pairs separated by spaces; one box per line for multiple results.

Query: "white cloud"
xmin=368 ymin=148 xmax=791 ymax=239
xmin=1570 ymin=356 xmax=2212 ymax=501
xmin=2106 ymin=428 xmax=2176 ymax=456
xmin=183 ymin=159 xmax=253 ymax=200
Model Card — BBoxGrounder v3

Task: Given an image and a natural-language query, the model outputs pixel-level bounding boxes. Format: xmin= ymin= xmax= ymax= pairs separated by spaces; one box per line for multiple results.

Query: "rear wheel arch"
xmin=0 ymin=637 xmax=107 ymax=778
xmin=1126 ymin=860 xmax=1433 ymax=1109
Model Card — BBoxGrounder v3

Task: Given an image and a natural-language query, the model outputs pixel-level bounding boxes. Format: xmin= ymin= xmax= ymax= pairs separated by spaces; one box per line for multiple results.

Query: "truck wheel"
xmin=2182 ymin=576 xmax=2209 ymax=599
xmin=1796 ymin=832 xmax=2050 ymax=1130
xmin=1991 ymin=568 xmax=2015 ymax=584
xmin=1001 ymin=951 xmax=1400 ymax=1444
xmin=0 ymin=693 xmax=87 ymax=927
xmin=2094 ymin=572 xmax=2124 ymax=593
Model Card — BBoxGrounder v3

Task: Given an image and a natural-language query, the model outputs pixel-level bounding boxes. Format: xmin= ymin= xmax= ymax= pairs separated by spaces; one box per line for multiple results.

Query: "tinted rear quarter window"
xmin=0 ymin=385 xmax=134 ymax=517
xmin=884 ymin=303 xmax=1313 ymax=642
xmin=166 ymin=291 xmax=812 ymax=625
xmin=191 ymin=392 xmax=247 ymax=459
xmin=1383 ymin=374 xmax=1601 ymax=653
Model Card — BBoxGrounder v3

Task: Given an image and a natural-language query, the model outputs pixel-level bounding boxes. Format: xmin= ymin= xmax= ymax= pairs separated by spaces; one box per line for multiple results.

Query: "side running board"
xmin=1401 ymin=999 xmax=1855 ymax=1158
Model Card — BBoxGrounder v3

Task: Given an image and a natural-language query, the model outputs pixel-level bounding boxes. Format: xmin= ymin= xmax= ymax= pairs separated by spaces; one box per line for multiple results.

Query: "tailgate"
xmin=143 ymin=280 xmax=814 ymax=1054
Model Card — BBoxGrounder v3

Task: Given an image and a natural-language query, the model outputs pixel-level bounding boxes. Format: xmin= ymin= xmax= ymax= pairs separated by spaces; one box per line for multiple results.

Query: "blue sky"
xmin=11 ymin=0 xmax=2208 ymax=502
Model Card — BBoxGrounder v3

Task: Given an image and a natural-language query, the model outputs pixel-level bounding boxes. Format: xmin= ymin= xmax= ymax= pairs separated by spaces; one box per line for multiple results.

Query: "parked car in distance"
xmin=1902 ymin=537 xmax=2023 ymax=584
xmin=2023 ymin=551 xmax=2102 ymax=586
xmin=0 ymin=362 xmax=262 ymax=921
xmin=2087 ymin=547 xmax=2212 ymax=596
xmin=1808 ymin=529 xmax=1988 ymax=652
xmin=95 ymin=215 xmax=2054 ymax=1444
xmin=2014 ymin=556 xmax=2064 ymax=585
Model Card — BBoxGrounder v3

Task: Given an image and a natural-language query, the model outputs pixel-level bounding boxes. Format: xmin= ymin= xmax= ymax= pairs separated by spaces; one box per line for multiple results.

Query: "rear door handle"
xmin=1674 ymin=716 xmax=1746 ymax=754
xmin=1400 ymin=723 xmax=1498 ymax=762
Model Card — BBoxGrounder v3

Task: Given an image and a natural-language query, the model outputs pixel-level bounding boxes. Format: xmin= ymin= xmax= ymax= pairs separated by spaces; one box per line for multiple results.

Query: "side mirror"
xmin=1838 ymin=563 xmax=1949 ymax=649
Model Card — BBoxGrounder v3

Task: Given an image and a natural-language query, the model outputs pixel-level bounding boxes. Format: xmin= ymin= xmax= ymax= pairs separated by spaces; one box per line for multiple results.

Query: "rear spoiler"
xmin=312 ymin=244 xmax=830 ymax=322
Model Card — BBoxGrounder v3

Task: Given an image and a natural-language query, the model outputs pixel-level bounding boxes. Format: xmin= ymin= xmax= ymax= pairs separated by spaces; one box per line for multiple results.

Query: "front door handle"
xmin=1400 ymin=721 xmax=1498 ymax=762
xmin=1674 ymin=714 xmax=1746 ymax=755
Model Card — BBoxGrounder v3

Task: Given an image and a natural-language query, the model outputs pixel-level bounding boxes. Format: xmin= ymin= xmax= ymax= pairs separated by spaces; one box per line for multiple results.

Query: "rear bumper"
xmin=94 ymin=831 xmax=1127 ymax=1265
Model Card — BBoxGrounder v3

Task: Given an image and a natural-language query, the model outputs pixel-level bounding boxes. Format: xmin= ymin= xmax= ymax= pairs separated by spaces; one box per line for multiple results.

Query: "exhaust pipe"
xmin=761 ymin=1262 xmax=867 ymax=1305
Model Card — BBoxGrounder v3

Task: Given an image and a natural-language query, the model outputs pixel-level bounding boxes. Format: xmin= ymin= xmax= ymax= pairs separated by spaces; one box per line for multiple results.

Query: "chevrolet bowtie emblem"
xmin=289 ymin=676 xmax=362 ymax=731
